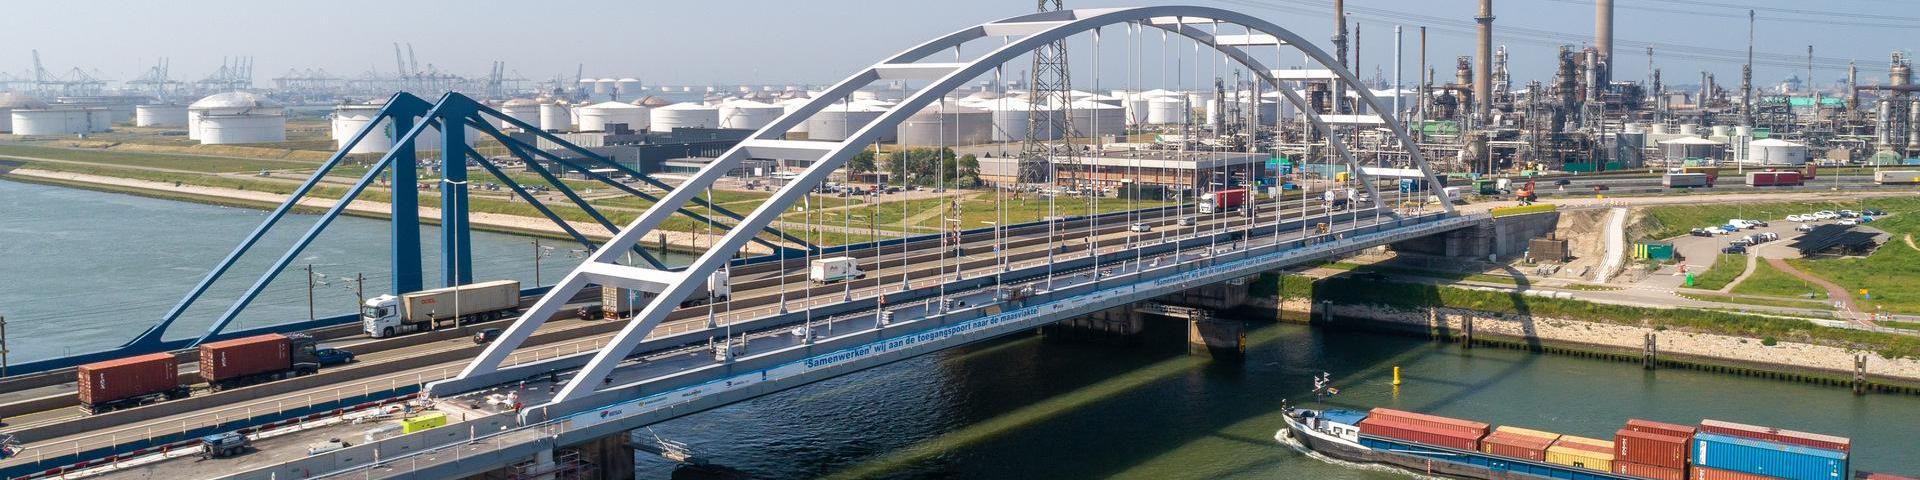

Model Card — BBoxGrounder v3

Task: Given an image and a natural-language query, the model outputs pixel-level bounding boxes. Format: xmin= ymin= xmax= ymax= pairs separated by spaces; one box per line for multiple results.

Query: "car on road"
xmin=1177 ymin=217 xmax=1195 ymax=227
xmin=1553 ymin=179 xmax=1572 ymax=186
xmin=1721 ymin=244 xmax=1748 ymax=254
xmin=1128 ymin=223 xmax=1152 ymax=233
xmin=473 ymin=328 xmax=502 ymax=345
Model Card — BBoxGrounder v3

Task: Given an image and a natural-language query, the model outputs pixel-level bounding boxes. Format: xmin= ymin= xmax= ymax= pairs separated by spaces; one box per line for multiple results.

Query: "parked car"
xmin=1839 ymin=210 xmax=1859 ymax=218
xmin=1864 ymin=208 xmax=1887 ymax=216
xmin=1690 ymin=228 xmax=1715 ymax=237
xmin=1796 ymin=223 xmax=1816 ymax=232
xmin=1840 ymin=219 xmax=1859 ymax=226
xmin=1722 ymin=244 xmax=1749 ymax=254
xmin=1729 ymin=237 xmax=1754 ymax=246
xmin=1720 ymin=224 xmax=1741 ymax=234
xmin=1761 ymin=232 xmax=1779 ymax=241
xmin=1815 ymin=210 xmax=1838 ymax=219
xmin=1786 ymin=214 xmax=1804 ymax=222
xmin=1728 ymin=219 xmax=1756 ymax=230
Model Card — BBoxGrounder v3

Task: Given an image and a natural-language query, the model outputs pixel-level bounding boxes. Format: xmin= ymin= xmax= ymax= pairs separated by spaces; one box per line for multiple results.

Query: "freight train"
xmin=1280 ymin=404 xmax=1900 ymax=480
xmin=1875 ymin=170 xmax=1920 ymax=185
xmin=76 ymin=333 xmax=354 ymax=414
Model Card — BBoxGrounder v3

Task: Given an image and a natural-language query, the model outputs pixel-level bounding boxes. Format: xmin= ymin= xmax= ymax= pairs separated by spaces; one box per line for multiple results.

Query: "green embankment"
xmin=1730 ymin=260 xmax=1824 ymax=298
xmin=1253 ymin=272 xmax=1920 ymax=360
xmin=1683 ymin=254 xmax=1747 ymax=291
xmin=1790 ymin=206 xmax=1920 ymax=315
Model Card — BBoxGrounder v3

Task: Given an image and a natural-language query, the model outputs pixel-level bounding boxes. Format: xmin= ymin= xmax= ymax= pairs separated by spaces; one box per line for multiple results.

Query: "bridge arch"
xmin=440 ymin=5 xmax=1454 ymax=404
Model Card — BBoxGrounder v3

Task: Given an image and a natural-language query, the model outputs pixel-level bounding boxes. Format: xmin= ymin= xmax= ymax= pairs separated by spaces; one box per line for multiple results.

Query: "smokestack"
xmin=1595 ymin=0 xmax=1614 ymax=84
xmin=1475 ymin=0 xmax=1494 ymax=120
xmin=1333 ymin=0 xmax=1349 ymax=114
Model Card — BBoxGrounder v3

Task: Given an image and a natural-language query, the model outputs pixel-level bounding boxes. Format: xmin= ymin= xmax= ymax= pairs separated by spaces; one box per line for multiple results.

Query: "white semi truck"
xmin=809 ymin=257 xmax=865 ymax=284
xmin=361 ymin=280 xmax=522 ymax=338
xmin=601 ymin=270 xmax=733 ymax=319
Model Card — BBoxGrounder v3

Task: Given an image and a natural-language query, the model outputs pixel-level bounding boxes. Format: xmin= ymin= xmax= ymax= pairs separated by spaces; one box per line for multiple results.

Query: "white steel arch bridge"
xmin=441 ymin=5 xmax=1458 ymax=409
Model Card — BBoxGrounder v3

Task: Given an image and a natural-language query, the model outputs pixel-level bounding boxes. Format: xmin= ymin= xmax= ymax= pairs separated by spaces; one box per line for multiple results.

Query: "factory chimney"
xmin=1475 ymin=0 xmax=1494 ymax=120
xmin=1594 ymin=0 xmax=1614 ymax=84
xmin=1333 ymin=0 xmax=1349 ymax=114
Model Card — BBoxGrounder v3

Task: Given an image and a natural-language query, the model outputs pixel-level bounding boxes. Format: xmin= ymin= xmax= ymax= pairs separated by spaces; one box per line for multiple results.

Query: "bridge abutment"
xmin=1390 ymin=211 xmax=1558 ymax=260
xmin=1041 ymin=306 xmax=1145 ymax=345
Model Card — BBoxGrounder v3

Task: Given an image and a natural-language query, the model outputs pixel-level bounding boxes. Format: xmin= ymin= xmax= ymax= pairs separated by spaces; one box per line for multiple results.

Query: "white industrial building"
xmin=188 ymin=92 xmax=285 ymax=144
xmin=576 ymin=101 xmax=650 ymax=132
xmin=134 ymin=104 xmax=189 ymax=127
xmin=651 ymin=103 xmax=720 ymax=131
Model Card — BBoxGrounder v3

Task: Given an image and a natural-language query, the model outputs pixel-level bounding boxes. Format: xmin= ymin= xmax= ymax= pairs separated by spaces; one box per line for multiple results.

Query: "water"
xmin=0 ymin=179 xmax=690 ymax=362
xmin=642 ymin=320 xmax=1920 ymax=479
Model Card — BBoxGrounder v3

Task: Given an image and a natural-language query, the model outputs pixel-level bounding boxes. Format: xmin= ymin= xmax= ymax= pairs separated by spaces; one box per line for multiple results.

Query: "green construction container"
xmin=1634 ymin=242 xmax=1675 ymax=261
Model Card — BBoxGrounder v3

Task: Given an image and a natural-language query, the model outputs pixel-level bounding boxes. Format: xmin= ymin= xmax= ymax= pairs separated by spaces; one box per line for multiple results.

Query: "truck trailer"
xmin=1663 ymin=173 xmax=1712 ymax=188
xmin=77 ymin=353 xmax=189 ymax=414
xmin=602 ymin=271 xmax=733 ymax=318
xmin=1746 ymin=171 xmax=1805 ymax=187
xmin=810 ymin=257 xmax=865 ymax=284
xmin=362 ymin=280 xmax=521 ymax=338
xmin=199 ymin=333 xmax=353 ymax=390
xmin=1197 ymin=188 xmax=1247 ymax=214
xmin=1875 ymin=170 xmax=1920 ymax=185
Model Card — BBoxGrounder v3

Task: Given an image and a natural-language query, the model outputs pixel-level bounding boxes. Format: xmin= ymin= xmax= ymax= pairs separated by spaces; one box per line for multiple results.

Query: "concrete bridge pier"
xmin=1042 ymin=306 xmax=1145 ymax=345
xmin=475 ymin=434 xmax=629 ymax=480
xmin=1187 ymin=316 xmax=1246 ymax=360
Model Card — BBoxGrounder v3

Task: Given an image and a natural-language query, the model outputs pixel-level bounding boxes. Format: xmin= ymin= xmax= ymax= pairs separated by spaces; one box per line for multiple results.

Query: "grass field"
xmin=1730 ymin=260 xmax=1824 ymax=298
xmin=1790 ymin=202 xmax=1920 ymax=315
xmin=1676 ymin=292 xmax=1835 ymax=311
xmin=1638 ymin=197 xmax=1910 ymax=241
xmin=1683 ymin=254 xmax=1747 ymax=291
xmin=0 ymin=143 xmax=313 ymax=173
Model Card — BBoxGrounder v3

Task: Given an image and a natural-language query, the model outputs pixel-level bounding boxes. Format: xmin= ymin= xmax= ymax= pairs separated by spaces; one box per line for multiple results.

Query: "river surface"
xmin=5 ymin=180 xmax=1918 ymax=478
xmin=0 ymin=179 xmax=690 ymax=361
xmin=642 ymin=319 xmax=1920 ymax=479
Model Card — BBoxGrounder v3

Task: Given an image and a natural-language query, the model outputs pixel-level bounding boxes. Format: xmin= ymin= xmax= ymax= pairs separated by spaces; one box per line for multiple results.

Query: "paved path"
xmin=1764 ymin=257 xmax=1878 ymax=329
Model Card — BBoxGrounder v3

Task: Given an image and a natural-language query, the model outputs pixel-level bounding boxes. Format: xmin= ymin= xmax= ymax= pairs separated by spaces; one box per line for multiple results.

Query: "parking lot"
xmin=1661 ymin=209 xmax=1890 ymax=287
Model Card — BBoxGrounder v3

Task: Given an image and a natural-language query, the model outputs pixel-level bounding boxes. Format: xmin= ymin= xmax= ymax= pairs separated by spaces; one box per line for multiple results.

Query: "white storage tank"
xmin=1067 ymin=99 xmax=1125 ymax=138
xmin=576 ymin=101 xmax=650 ymax=132
xmin=1146 ymin=96 xmax=1189 ymax=125
xmin=11 ymin=108 xmax=110 ymax=135
xmin=539 ymin=102 xmax=572 ymax=131
xmin=1747 ymin=138 xmax=1809 ymax=165
xmin=497 ymin=98 xmax=542 ymax=130
xmin=806 ymin=99 xmax=891 ymax=141
xmin=134 ymin=104 xmax=189 ymax=127
xmin=778 ymin=97 xmax=812 ymax=134
xmin=1120 ymin=93 xmax=1151 ymax=126
xmin=651 ymin=103 xmax=721 ymax=131
xmin=0 ymin=93 xmax=50 ymax=132
xmin=189 ymin=92 xmax=285 ymax=144
xmin=718 ymin=99 xmax=783 ymax=130
xmin=979 ymin=98 xmax=1060 ymax=142
xmin=1660 ymin=136 xmax=1725 ymax=162
xmin=896 ymin=102 xmax=992 ymax=146
xmin=331 ymin=100 xmax=474 ymax=154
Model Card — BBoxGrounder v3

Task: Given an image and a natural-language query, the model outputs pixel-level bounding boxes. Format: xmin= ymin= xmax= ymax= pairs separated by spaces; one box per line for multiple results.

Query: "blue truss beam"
xmin=462 ymin=147 xmax=598 ymax=253
xmin=456 ymin=123 xmax=666 ymax=269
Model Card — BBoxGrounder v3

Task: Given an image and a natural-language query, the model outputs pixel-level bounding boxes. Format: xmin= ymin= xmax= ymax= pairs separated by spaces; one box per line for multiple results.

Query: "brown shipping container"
xmin=77 ymin=353 xmax=177 ymax=406
xmin=1482 ymin=430 xmax=1554 ymax=461
xmin=1496 ymin=425 xmax=1562 ymax=441
xmin=1699 ymin=419 xmax=1851 ymax=453
xmin=1613 ymin=461 xmax=1685 ymax=480
xmin=1625 ymin=419 xmax=1697 ymax=439
xmin=1615 ymin=428 xmax=1689 ymax=469
xmin=1358 ymin=416 xmax=1481 ymax=451
xmin=1690 ymin=465 xmax=1777 ymax=480
xmin=199 ymin=334 xmax=291 ymax=383
xmin=1367 ymin=408 xmax=1489 ymax=438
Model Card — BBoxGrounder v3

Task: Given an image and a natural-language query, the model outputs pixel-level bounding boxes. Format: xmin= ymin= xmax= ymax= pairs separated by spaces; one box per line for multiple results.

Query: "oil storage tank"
xmin=806 ymin=99 xmax=892 ymax=141
xmin=0 ymin=94 xmax=50 ymax=132
xmin=1146 ymin=95 xmax=1189 ymax=125
xmin=135 ymin=104 xmax=189 ymax=127
xmin=778 ymin=97 xmax=813 ymax=134
xmin=1067 ymin=99 xmax=1125 ymax=138
xmin=538 ymin=101 xmax=572 ymax=131
xmin=1659 ymin=136 xmax=1725 ymax=164
xmin=497 ymin=98 xmax=542 ymax=130
xmin=651 ymin=103 xmax=720 ymax=131
xmin=978 ymin=98 xmax=1059 ymax=142
xmin=576 ymin=101 xmax=650 ymax=132
xmin=1747 ymin=138 xmax=1809 ymax=166
xmin=719 ymin=99 xmax=783 ymax=130
xmin=332 ymin=99 xmax=473 ymax=154
xmin=189 ymin=92 xmax=285 ymax=144
xmin=896 ymin=102 xmax=991 ymax=146
xmin=11 ymin=107 xmax=110 ymax=135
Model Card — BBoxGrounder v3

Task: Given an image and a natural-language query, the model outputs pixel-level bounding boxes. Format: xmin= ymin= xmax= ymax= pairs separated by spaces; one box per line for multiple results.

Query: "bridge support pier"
xmin=1042 ymin=306 xmax=1144 ymax=345
xmin=1186 ymin=315 xmax=1246 ymax=361
xmin=578 ymin=433 xmax=635 ymax=480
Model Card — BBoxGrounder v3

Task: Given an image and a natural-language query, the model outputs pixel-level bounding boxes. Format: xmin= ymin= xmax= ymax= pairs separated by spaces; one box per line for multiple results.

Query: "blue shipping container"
xmin=1319 ymin=409 xmax=1369 ymax=427
xmin=1692 ymin=432 xmax=1848 ymax=480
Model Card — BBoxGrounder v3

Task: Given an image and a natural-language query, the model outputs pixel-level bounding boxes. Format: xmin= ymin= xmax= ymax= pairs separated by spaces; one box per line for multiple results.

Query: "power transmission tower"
xmin=1021 ymin=0 xmax=1072 ymax=184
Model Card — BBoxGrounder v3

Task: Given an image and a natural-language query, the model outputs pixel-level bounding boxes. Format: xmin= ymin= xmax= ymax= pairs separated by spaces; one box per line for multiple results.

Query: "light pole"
xmin=531 ymin=239 xmax=557 ymax=287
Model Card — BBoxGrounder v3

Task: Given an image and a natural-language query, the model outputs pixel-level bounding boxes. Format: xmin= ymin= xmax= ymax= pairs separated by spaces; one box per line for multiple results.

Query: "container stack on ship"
xmin=1281 ymin=405 xmax=1901 ymax=480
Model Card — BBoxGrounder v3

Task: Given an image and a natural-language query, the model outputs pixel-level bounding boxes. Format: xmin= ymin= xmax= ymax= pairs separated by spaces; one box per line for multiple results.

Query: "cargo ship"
xmin=1278 ymin=402 xmax=1906 ymax=480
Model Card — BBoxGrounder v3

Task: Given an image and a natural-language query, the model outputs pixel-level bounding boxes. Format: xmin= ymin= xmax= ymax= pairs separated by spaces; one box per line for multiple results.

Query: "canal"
xmin=0 ymin=179 xmax=690 ymax=362
xmin=641 ymin=315 xmax=1920 ymax=478
xmin=5 ymin=179 xmax=1916 ymax=478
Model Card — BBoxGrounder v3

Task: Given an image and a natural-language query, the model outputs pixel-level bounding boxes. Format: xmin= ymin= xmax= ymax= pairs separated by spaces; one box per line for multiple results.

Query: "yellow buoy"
xmin=1392 ymin=366 xmax=1402 ymax=386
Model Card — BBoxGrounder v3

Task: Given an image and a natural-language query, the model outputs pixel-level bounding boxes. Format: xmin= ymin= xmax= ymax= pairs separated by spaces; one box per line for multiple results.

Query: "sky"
xmin=2 ymin=0 xmax=1911 ymax=91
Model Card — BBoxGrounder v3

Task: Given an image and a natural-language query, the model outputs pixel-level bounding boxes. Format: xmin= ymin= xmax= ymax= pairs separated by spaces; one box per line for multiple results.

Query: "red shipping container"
xmin=1690 ymin=465 xmax=1777 ymax=480
xmin=1625 ymin=419 xmax=1697 ymax=439
xmin=1615 ymin=428 xmax=1689 ymax=469
xmin=1699 ymin=419 xmax=1851 ymax=453
xmin=1613 ymin=461 xmax=1685 ymax=480
xmin=199 ymin=333 xmax=291 ymax=383
xmin=1482 ymin=430 xmax=1555 ymax=461
xmin=77 ymin=353 xmax=178 ymax=407
xmin=1358 ymin=416 xmax=1481 ymax=451
xmin=1368 ymin=408 xmax=1489 ymax=438
xmin=1859 ymin=474 xmax=1920 ymax=480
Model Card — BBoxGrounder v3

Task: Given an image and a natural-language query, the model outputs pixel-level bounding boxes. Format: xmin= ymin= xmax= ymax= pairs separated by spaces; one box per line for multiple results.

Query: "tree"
xmin=847 ymin=149 xmax=877 ymax=174
xmin=955 ymin=154 xmax=981 ymax=188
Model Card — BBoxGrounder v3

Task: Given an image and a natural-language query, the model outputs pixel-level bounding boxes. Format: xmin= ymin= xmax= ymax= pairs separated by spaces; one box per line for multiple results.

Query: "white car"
xmin=1840 ymin=219 xmax=1859 ymax=226
xmin=1816 ymin=211 xmax=1838 ymax=220
xmin=1128 ymin=223 xmax=1152 ymax=233
xmin=1786 ymin=214 xmax=1804 ymax=222
xmin=1796 ymin=223 xmax=1816 ymax=232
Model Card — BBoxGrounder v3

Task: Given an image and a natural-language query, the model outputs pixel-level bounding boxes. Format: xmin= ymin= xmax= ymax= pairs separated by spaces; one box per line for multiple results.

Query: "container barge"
xmin=1278 ymin=403 xmax=1907 ymax=480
